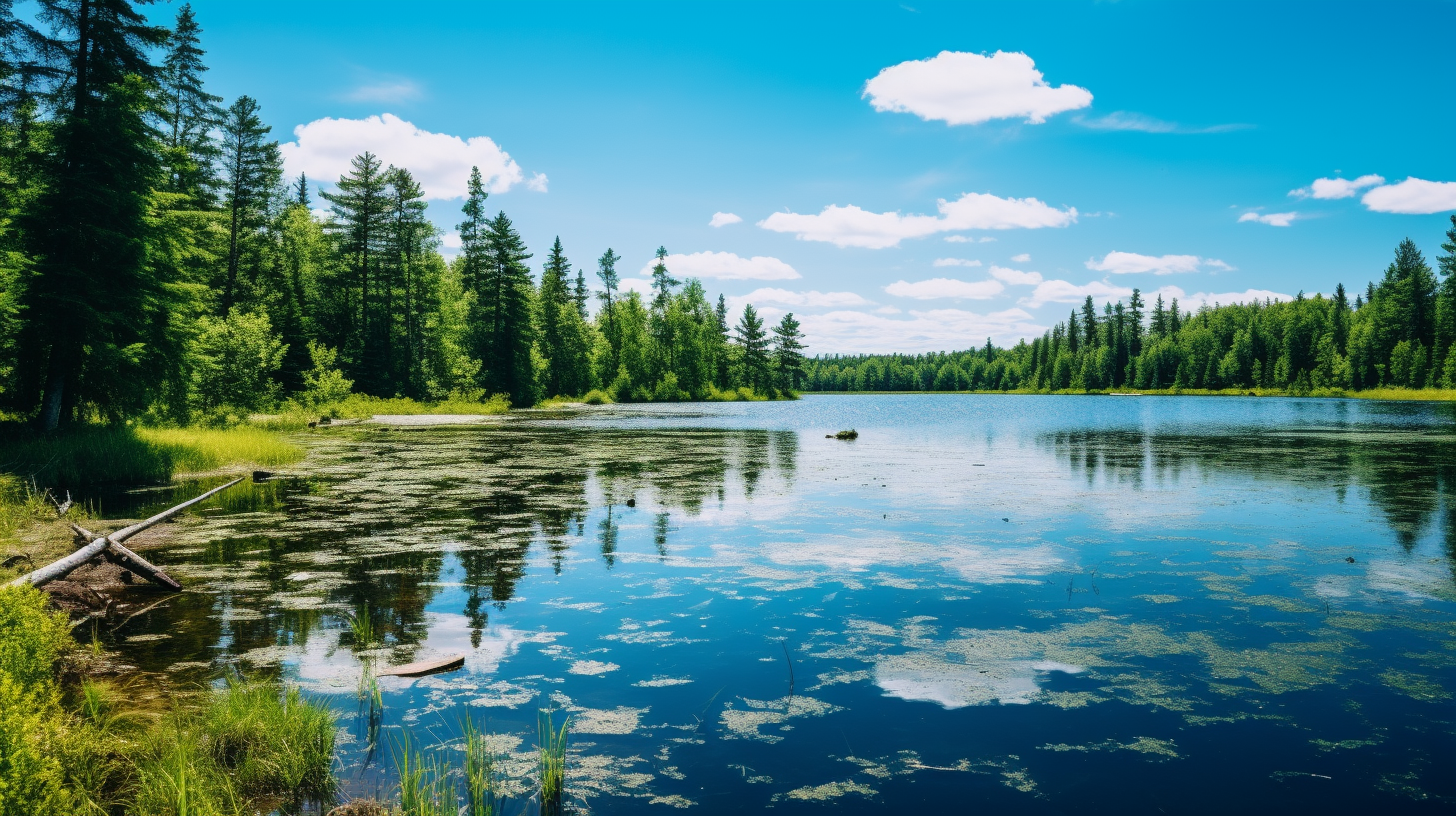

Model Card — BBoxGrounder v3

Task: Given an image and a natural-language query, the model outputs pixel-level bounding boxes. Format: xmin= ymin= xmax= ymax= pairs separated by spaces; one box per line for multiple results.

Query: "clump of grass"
xmin=833 ymin=429 xmax=859 ymax=440
xmin=537 ymin=709 xmax=569 ymax=816
xmin=581 ymin=389 xmax=612 ymax=406
xmin=463 ymin=715 xmax=497 ymax=816
xmin=392 ymin=730 xmax=459 ymax=816
xmin=198 ymin=679 xmax=337 ymax=799
xmin=135 ymin=426 xmax=303 ymax=476
xmin=1348 ymin=387 xmax=1456 ymax=402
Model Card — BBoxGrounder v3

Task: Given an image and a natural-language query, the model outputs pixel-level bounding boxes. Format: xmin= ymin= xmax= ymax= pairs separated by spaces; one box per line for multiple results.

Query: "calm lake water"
xmin=110 ymin=395 xmax=1456 ymax=813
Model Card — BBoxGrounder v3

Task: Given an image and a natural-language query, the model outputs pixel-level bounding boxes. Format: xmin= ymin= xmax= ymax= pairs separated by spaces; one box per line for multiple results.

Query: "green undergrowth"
xmin=0 ymin=585 xmax=337 ymax=816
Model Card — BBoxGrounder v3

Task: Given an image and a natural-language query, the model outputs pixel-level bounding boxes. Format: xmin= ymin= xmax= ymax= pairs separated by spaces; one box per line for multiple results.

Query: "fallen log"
xmin=70 ymin=523 xmax=182 ymax=591
xmin=7 ymin=477 xmax=243 ymax=589
xmin=376 ymin=654 xmax=466 ymax=677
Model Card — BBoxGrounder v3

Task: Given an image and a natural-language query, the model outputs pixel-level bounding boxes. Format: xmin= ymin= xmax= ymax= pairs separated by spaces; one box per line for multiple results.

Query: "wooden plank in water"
xmin=377 ymin=654 xmax=466 ymax=677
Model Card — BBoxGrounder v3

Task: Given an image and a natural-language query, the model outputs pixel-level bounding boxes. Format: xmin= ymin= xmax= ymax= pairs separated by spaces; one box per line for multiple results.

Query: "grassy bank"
xmin=0 ymin=585 xmax=336 ymax=815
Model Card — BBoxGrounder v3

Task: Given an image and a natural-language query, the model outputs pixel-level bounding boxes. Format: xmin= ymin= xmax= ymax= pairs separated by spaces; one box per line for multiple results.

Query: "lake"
xmin=110 ymin=395 xmax=1456 ymax=814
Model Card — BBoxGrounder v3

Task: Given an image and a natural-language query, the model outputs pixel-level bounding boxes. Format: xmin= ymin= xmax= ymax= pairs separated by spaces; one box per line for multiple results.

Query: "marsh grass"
xmin=391 ymin=731 xmax=461 ymax=816
xmin=462 ymin=714 xmax=497 ymax=816
xmin=0 ymin=424 xmax=302 ymax=489
xmin=536 ymin=709 xmax=569 ymax=816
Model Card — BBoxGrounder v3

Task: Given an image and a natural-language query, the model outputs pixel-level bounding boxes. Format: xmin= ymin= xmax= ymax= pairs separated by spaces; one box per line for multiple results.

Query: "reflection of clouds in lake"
xmin=1365 ymin=557 xmax=1456 ymax=603
xmin=759 ymin=534 xmax=1064 ymax=584
xmin=875 ymin=653 xmax=1084 ymax=708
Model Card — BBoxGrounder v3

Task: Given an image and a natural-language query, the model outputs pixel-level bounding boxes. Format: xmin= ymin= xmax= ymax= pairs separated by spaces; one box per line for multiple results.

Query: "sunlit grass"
xmin=135 ymin=426 xmax=303 ymax=475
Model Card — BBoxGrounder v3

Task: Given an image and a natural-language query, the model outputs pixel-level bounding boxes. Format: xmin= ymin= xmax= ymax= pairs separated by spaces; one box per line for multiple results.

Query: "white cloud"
xmin=1021 ymin=279 xmax=1133 ymax=308
xmin=729 ymin=288 xmax=872 ymax=310
xmin=758 ymin=192 xmax=1076 ymax=249
xmin=988 ymin=265 xmax=1042 ymax=285
xmin=1289 ymin=174 xmax=1383 ymax=200
xmin=933 ymin=258 xmax=982 ymax=267
xmin=884 ymin=277 xmax=1005 ymax=300
xmin=280 ymin=113 xmax=527 ymax=200
xmin=1010 ymin=253 xmax=1030 ymax=263
xmin=1086 ymin=251 xmax=1231 ymax=275
xmin=526 ymin=172 xmax=549 ymax=192
xmin=799 ymin=307 xmax=1045 ymax=353
xmin=1074 ymin=111 xmax=1251 ymax=134
xmin=945 ymin=235 xmax=996 ymax=243
xmin=440 ymin=231 xmax=462 ymax=250
xmin=640 ymin=251 xmax=800 ymax=281
xmin=1238 ymin=211 xmax=1298 ymax=227
xmin=1153 ymin=285 xmax=1290 ymax=311
xmin=709 ymin=212 xmax=743 ymax=227
xmin=618 ymin=277 xmax=653 ymax=297
xmin=863 ymin=50 xmax=1092 ymax=126
xmin=342 ymin=80 xmax=422 ymax=104
xmin=1361 ymin=178 xmax=1456 ymax=214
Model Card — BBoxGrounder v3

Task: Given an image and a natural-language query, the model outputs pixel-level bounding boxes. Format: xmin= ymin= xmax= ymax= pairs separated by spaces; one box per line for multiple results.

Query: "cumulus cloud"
xmin=1238 ymin=211 xmax=1298 ymax=227
xmin=729 ymin=288 xmax=872 ymax=310
xmin=1010 ymin=253 xmax=1030 ymax=263
xmin=884 ymin=277 xmax=1005 ymax=300
xmin=863 ymin=50 xmax=1092 ymax=126
xmin=798 ymin=308 xmax=1045 ymax=353
xmin=933 ymin=258 xmax=982 ymax=267
xmin=988 ymin=265 xmax=1042 ymax=285
xmin=945 ymin=235 xmax=996 ymax=243
xmin=618 ymin=277 xmax=653 ymax=297
xmin=1021 ymin=279 xmax=1133 ymax=308
xmin=709 ymin=212 xmax=743 ymax=227
xmin=1086 ymin=251 xmax=1231 ymax=275
xmin=1361 ymin=178 xmax=1456 ymax=214
xmin=640 ymin=251 xmax=800 ymax=281
xmin=759 ymin=192 xmax=1076 ymax=249
xmin=281 ymin=113 xmax=527 ymax=200
xmin=526 ymin=172 xmax=549 ymax=192
xmin=1289 ymin=174 xmax=1384 ymax=200
xmin=1158 ymin=286 xmax=1288 ymax=311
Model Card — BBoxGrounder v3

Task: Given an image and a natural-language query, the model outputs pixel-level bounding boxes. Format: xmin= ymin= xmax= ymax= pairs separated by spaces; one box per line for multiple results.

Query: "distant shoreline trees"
xmin=805 ymin=222 xmax=1456 ymax=395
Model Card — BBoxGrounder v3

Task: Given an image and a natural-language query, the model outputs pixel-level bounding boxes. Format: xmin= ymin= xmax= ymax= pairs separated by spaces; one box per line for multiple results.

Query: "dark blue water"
xmin=115 ymin=396 xmax=1456 ymax=813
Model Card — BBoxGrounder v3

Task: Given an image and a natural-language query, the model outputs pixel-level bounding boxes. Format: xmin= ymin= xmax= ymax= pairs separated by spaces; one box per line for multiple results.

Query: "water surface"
xmin=112 ymin=396 xmax=1456 ymax=813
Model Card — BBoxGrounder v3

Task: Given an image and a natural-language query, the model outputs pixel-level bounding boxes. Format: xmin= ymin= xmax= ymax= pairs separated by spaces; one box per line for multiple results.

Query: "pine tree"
xmin=596 ymin=248 xmax=621 ymax=374
xmin=1433 ymin=215 xmax=1456 ymax=383
xmin=537 ymin=236 xmax=574 ymax=397
xmin=475 ymin=210 xmax=535 ymax=405
xmin=772 ymin=312 xmax=806 ymax=391
xmin=573 ymin=269 xmax=589 ymax=319
xmin=218 ymin=95 xmax=281 ymax=316
xmin=293 ymin=173 xmax=310 ymax=207
xmin=17 ymin=0 xmax=170 ymax=428
xmin=1081 ymin=295 xmax=1099 ymax=348
xmin=158 ymin=3 xmax=221 ymax=205
xmin=383 ymin=166 xmax=430 ymax=393
xmin=320 ymin=151 xmax=390 ymax=390
xmin=1150 ymin=294 xmax=1167 ymax=339
xmin=735 ymin=303 xmax=770 ymax=393
xmin=713 ymin=294 xmax=731 ymax=388
xmin=457 ymin=166 xmax=489 ymax=294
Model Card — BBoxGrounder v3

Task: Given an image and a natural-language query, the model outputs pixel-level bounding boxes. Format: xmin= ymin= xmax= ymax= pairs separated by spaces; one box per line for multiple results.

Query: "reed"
xmin=462 ymin=714 xmax=498 ymax=816
xmin=537 ymin=709 xmax=569 ymax=816
xmin=198 ymin=679 xmax=337 ymax=800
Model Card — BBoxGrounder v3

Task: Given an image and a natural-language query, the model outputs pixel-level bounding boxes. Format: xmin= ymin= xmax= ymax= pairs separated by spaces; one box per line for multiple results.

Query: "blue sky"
xmin=162 ymin=0 xmax=1455 ymax=352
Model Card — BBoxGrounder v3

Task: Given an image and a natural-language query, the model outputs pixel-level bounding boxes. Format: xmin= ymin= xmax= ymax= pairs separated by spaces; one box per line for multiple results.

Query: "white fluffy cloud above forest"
xmin=758 ymin=192 xmax=1077 ymax=249
xmin=642 ymin=251 xmax=800 ymax=281
xmin=863 ymin=50 xmax=1092 ymax=126
xmin=280 ymin=113 xmax=541 ymax=200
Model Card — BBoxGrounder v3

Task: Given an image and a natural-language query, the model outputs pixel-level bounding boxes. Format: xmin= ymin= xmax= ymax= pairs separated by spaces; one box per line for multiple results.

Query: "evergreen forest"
xmin=0 ymin=2 xmax=807 ymax=431
xmin=806 ymin=225 xmax=1456 ymax=396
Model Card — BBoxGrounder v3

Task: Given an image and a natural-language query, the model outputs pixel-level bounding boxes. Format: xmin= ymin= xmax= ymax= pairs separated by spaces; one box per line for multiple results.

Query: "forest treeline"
xmin=0 ymin=2 xmax=806 ymax=431
xmin=807 ymin=224 xmax=1456 ymax=395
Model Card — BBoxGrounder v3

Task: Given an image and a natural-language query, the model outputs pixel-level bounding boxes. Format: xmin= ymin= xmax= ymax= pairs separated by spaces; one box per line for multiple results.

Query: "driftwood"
xmin=71 ymin=523 xmax=182 ymax=590
xmin=376 ymin=654 xmax=466 ymax=677
xmin=7 ymin=477 xmax=243 ymax=589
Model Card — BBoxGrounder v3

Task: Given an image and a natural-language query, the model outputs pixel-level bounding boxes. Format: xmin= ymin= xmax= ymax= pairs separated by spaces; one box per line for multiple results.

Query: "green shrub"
xmin=0 ymin=587 xmax=74 ymax=816
xmin=581 ymin=389 xmax=612 ymax=405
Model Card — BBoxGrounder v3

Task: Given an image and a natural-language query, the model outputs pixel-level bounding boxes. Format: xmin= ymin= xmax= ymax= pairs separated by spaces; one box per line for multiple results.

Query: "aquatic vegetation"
xmin=536 ymin=709 xmax=569 ymax=816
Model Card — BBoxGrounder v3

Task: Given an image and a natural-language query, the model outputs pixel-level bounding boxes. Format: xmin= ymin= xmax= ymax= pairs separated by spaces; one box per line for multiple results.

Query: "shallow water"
xmin=110 ymin=395 xmax=1456 ymax=813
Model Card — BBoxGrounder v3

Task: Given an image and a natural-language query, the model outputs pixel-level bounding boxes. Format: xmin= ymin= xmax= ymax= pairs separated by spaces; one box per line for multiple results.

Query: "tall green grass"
xmin=0 ymin=424 xmax=302 ymax=488
xmin=537 ymin=709 xmax=569 ymax=816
